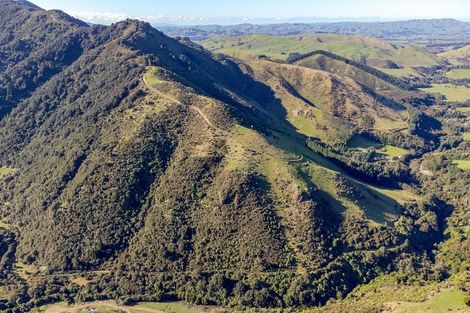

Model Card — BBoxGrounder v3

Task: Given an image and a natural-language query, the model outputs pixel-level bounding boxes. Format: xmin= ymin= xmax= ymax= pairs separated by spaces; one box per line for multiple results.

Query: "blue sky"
xmin=32 ymin=0 xmax=470 ymax=25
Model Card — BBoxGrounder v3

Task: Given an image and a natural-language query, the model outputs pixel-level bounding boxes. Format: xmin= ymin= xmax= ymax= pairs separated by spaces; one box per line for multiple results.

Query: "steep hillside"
xmin=0 ymin=1 xmax=456 ymax=312
xmin=240 ymin=60 xmax=409 ymax=144
xmin=292 ymin=52 xmax=416 ymax=96
xmin=439 ymin=45 xmax=470 ymax=66
xmin=0 ymin=0 xmax=90 ymax=117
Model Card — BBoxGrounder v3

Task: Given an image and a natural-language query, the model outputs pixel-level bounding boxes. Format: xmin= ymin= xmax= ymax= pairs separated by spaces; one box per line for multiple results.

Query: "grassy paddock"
xmin=0 ymin=166 xmax=17 ymax=179
xmin=446 ymin=68 xmax=470 ymax=80
xmin=380 ymin=67 xmax=420 ymax=78
xmin=390 ymin=288 xmax=470 ymax=313
xmin=36 ymin=301 xmax=223 ymax=313
xmin=0 ymin=219 xmax=10 ymax=229
xmin=457 ymin=107 xmax=470 ymax=114
xmin=421 ymin=84 xmax=470 ymax=102
xmin=378 ymin=145 xmax=410 ymax=157
xmin=453 ymin=160 xmax=470 ymax=170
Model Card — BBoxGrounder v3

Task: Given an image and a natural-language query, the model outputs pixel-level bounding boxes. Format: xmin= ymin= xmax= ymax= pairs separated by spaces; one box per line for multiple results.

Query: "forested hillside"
xmin=0 ymin=1 xmax=468 ymax=312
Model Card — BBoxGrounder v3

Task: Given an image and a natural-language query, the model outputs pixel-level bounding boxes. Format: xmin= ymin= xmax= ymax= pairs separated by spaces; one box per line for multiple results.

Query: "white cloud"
xmin=67 ymin=10 xmax=214 ymax=25
xmin=69 ymin=11 xmax=130 ymax=24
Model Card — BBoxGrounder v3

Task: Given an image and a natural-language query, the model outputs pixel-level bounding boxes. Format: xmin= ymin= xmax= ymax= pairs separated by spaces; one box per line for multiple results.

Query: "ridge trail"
xmin=142 ymin=73 xmax=303 ymax=163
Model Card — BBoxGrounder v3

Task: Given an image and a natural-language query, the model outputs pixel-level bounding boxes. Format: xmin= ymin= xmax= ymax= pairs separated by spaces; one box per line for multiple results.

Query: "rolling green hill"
xmin=201 ymin=34 xmax=442 ymax=74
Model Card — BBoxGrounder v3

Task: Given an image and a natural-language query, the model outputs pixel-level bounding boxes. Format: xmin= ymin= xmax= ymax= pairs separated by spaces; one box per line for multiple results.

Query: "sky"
xmin=32 ymin=0 xmax=470 ymax=25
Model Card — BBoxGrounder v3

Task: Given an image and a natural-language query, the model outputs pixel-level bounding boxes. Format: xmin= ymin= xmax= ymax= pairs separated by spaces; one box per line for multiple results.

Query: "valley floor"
xmin=39 ymin=300 xmax=228 ymax=313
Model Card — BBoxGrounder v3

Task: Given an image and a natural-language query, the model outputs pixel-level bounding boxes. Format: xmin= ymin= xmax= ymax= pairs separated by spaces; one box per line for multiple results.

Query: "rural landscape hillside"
xmin=440 ymin=45 xmax=470 ymax=66
xmin=0 ymin=0 xmax=470 ymax=312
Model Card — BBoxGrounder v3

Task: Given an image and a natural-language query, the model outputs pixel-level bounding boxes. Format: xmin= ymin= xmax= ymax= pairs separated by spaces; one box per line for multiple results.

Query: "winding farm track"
xmin=142 ymin=75 xmax=226 ymax=134
xmin=142 ymin=74 xmax=304 ymax=163
xmin=419 ymin=161 xmax=434 ymax=176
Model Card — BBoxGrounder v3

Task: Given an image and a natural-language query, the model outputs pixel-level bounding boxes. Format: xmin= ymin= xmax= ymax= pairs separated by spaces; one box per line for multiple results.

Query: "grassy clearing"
xmin=307 ymin=268 xmax=470 ymax=313
xmin=440 ymin=45 xmax=470 ymax=66
xmin=378 ymin=145 xmax=410 ymax=157
xmin=370 ymin=186 xmax=420 ymax=205
xmin=288 ymin=114 xmax=317 ymax=137
xmin=299 ymin=164 xmax=350 ymax=215
xmin=457 ymin=106 xmax=470 ymax=113
xmin=375 ymin=115 xmax=408 ymax=130
xmin=453 ymin=159 xmax=470 ymax=170
xmin=261 ymin=158 xmax=306 ymax=207
xmin=301 ymin=163 xmax=404 ymax=224
xmin=137 ymin=301 xmax=212 ymax=313
xmin=0 ymin=166 xmax=17 ymax=179
xmin=143 ymin=67 xmax=167 ymax=85
xmin=390 ymin=288 xmax=470 ymax=313
xmin=379 ymin=67 xmax=421 ymax=78
xmin=0 ymin=219 xmax=10 ymax=229
xmin=446 ymin=68 xmax=470 ymax=80
xmin=37 ymin=301 xmax=224 ymax=313
xmin=36 ymin=301 xmax=69 ymax=312
xmin=225 ymin=128 xmax=252 ymax=173
xmin=71 ymin=277 xmax=90 ymax=287
xmin=421 ymin=84 xmax=470 ymax=102
xmin=463 ymin=132 xmax=470 ymax=141
xmin=13 ymin=262 xmax=37 ymax=279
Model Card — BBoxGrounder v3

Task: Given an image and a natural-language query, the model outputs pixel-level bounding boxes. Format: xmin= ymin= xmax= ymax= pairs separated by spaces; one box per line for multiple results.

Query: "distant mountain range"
xmin=160 ymin=18 xmax=470 ymax=41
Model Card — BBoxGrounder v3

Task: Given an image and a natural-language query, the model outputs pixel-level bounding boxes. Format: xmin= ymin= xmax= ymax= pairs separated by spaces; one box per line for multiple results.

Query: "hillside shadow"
xmin=349 ymin=183 xmax=403 ymax=225
xmin=358 ymin=83 xmax=407 ymax=111
xmin=216 ymin=59 xmax=407 ymax=226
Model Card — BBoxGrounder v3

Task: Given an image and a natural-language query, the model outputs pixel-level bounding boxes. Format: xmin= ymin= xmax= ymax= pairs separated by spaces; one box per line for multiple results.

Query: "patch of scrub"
xmin=347 ymin=134 xmax=380 ymax=150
